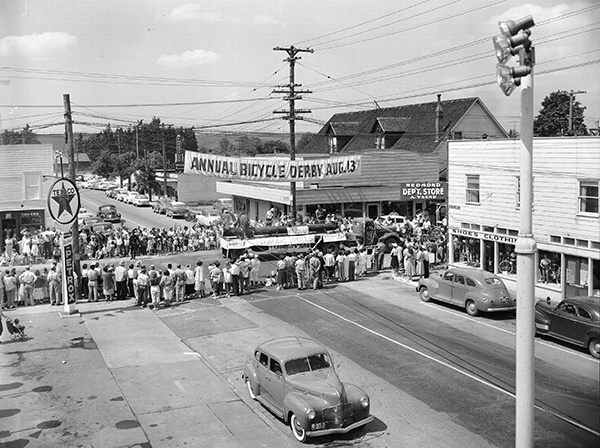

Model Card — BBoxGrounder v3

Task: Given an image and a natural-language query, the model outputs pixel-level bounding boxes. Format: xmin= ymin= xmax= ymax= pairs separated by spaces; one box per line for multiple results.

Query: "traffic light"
xmin=493 ymin=15 xmax=535 ymax=96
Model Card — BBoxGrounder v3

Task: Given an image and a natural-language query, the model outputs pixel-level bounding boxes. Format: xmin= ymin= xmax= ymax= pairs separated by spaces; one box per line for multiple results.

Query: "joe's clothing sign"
xmin=185 ymin=151 xmax=361 ymax=181
xmin=400 ymin=182 xmax=447 ymax=200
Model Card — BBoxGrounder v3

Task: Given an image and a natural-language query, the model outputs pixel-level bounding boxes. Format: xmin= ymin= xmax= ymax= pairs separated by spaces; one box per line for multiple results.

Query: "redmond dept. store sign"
xmin=400 ymin=182 xmax=447 ymax=200
xmin=450 ymin=227 xmax=518 ymax=244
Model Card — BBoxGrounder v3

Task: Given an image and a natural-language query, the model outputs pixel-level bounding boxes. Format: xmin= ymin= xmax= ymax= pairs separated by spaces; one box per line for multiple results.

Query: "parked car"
xmin=243 ymin=337 xmax=373 ymax=443
xmin=77 ymin=207 xmax=94 ymax=226
xmin=82 ymin=216 xmax=103 ymax=230
xmin=165 ymin=201 xmax=189 ymax=218
xmin=416 ymin=267 xmax=516 ymax=316
xmin=116 ymin=189 xmax=132 ymax=202
xmin=153 ymin=197 xmax=170 ymax=214
xmin=97 ymin=204 xmax=121 ymax=223
xmin=196 ymin=209 xmax=221 ymax=226
xmin=130 ymin=193 xmax=150 ymax=207
xmin=535 ymin=296 xmax=600 ymax=359
xmin=213 ymin=197 xmax=233 ymax=211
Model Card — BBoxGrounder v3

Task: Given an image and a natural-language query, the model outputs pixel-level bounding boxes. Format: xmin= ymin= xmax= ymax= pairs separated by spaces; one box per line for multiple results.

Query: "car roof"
xmin=563 ymin=295 xmax=600 ymax=311
xmin=99 ymin=204 xmax=116 ymax=209
xmin=256 ymin=337 xmax=328 ymax=362
xmin=447 ymin=267 xmax=500 ymax=281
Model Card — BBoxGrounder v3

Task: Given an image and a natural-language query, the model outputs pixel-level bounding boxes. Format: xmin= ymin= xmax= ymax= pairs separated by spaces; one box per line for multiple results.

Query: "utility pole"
xmin=273 ymin=45 xmax=313 ymax=221
xmin=63 ymin=93 xmax=81 ymax=300
xmin=162 ymin=124 xmax=168 ymax=198
xmin=568 ymin=90 xmax=586 ymax=135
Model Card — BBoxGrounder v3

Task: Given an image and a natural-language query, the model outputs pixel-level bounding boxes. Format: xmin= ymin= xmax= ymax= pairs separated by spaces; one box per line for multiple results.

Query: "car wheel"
xmin=290 ymin=413 xmax=307 ymax=443
xmin=589 ymin=338 xmax=600 ymax=359
xmin=465 ymin=300 xmax=479 ymax=316
xmin=419 ymin=287 xmax=430 ymax=302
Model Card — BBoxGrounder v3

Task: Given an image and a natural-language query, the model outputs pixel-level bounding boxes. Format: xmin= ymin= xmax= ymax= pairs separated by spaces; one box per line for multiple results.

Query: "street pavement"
xmin=0 ymin=255 xmax=513 ymax=448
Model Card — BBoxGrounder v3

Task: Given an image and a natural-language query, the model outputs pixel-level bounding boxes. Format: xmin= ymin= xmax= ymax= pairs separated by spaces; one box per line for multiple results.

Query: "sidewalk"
xmin=0 ymin=300 xmax=293 ymax=448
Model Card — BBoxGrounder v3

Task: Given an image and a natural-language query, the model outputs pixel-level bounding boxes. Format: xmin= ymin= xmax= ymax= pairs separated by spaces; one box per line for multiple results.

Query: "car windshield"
xmin=484 ymin=278 xmax=503 ymax=285
xmin=284 ymin=353 xmax=331 ymax=375
xmin=171 ymin=202 xmax=186 ymax=207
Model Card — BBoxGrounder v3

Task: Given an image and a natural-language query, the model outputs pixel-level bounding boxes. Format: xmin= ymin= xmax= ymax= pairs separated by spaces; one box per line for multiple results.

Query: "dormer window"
xmin=371 ymin=117 xmax=408 ymax=149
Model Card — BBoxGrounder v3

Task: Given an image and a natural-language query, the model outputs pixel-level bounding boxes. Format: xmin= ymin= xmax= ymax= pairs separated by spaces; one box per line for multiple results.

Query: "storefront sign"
xmin=47 ymin=178 xmax=81 ymax=226
xmin=400 ymin=182 xmax=447 ymax=200
xmin=450 ymin=227 xmax=518 ymax=244
xmin=61 ymin=232 xmax=77 ymax=304
xmin=185 ymin=151 xmax=361 ymax=181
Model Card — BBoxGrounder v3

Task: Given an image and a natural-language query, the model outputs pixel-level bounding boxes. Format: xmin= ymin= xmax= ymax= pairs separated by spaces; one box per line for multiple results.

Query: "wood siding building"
xmin=0 ymin=144 xmax=55 ymax=250
xmin=447 ymin=137 xmax=600 ymax=300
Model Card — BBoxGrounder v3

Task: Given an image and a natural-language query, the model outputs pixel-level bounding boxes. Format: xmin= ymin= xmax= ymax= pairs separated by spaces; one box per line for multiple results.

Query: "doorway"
xmin=367 ymin=203 xmax=379 ymax=219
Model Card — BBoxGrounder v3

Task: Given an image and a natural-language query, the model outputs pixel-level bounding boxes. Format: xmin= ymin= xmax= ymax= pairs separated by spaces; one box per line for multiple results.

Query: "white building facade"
xmin=447 ymin=137 xmax=599 ymax=301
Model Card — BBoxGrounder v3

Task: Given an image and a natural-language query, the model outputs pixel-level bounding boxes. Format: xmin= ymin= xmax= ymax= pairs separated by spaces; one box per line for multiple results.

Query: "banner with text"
xmin=185 ymin=151 xmax=361 ymax=181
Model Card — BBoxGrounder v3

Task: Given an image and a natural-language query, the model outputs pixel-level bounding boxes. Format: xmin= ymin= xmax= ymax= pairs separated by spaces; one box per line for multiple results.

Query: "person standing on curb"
xmin=102 ymin=266 xmax=116 ymax=302
xmin=47 ymin=265 xmax=62 ymax=305
xmin=174 ymin=264 xmax=185 ymax=302
xmin=86 ymin=263 xmax=98 ymax=302
xmin=209 ymin=261 xmax=223 ymax=299
xmin=194 ymin=261 xmax=206 ymax=299
xmin=136 ymin=267 xmax=149 ymax=307
xmin=249 ymin=254 xmax=260 ymax=288
xmin=222 ymin=261 xmax=232 ymax=298
xmin=114 ymin=261 xmax=128 ymax=301
xmin=309 ymin=251 xmax=321 ymax=290
xmin=149 ymin=268 xmax=161 ymax=309
xmin=3 ymin=270 xmax=17 ymax=309
xmin=184 ymin=264 xmax=195 ymax=299
xmin=348 ymin=249 xmax=357 ymax=282
xmin=160 ymin=270 xmax=174 ymax=307
xmin=295 ymin=255 xmax=306 ymax=290
xmin=19 ymin=266 xmax=37 ymax=307
xmin=230 ymin=260 xmax=240 ymax=296
xmin=81 ymin=263 xmax=89 ymax=302
xmin=324 ymin=249 xmax=335 ymax=283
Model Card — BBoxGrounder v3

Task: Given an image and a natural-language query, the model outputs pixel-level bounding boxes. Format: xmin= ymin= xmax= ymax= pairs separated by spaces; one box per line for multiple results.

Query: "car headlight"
xmin=306 ymin=408 xmax=316 ymax=420
xmin=360 ymin=396 xmax=369 ymax=408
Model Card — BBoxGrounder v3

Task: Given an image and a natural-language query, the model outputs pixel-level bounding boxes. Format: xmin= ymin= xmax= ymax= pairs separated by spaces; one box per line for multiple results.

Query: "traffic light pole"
xmin=515 ymin=64 xmax=536 ymax=448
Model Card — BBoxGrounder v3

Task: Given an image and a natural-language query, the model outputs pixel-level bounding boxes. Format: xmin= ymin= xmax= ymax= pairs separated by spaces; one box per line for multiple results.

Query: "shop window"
xmin=578 ymin=180 xmax=599 ymax=214
xmin=549 ymin=235 xmax=561 ymax=244
xmin=508 ymin=229 xmax=518 ymax=237
xmin=466 ymin=175 xmax=480 ymax=204
xmin=23 ymin=172 xmax=42 ymax=200
xmin=564 ymin=237 xmax=575 ymax=246
xmin=539 ymin=251 xmax=561 ymax=284
xmin=483 ymin=226 xmax=494 ymax=233
xmin=460 ymin=222 xmax=470 ymax=229
xmin=591 ymin=241 xmax=600 ymax=250
xmin=470 ymin=224 xmax=480 ymax=231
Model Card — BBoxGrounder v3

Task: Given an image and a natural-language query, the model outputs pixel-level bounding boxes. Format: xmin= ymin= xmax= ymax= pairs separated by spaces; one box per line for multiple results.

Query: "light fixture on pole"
xmin=493 ymin=15 xmax=534 ymax=97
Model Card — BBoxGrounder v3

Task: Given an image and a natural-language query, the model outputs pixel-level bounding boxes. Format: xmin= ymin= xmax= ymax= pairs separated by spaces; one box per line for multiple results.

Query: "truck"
xmin=220 ymin=222 xmax=352 ymax=259
xmin=350 ymin=217 xmax=402 ymax=252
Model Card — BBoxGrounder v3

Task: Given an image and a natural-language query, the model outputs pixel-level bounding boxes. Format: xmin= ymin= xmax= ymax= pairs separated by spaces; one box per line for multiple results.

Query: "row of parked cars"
xmin=107 ymin=187 xmax=150 ymax=207
xmin=416 ymin=266 xmax=600 ymax=359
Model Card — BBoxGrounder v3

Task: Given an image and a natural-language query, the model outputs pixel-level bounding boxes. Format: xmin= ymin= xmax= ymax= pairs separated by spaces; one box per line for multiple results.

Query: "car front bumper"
xmin=306 ymin=414 xmax=374 ymax=438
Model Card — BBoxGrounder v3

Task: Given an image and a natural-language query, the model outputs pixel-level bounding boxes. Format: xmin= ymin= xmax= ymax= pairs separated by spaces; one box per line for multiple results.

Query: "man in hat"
xmin=19 ymin=266 xmax=37 ymax=306
xmin=114 ymin=260 xmax=128 ymax=301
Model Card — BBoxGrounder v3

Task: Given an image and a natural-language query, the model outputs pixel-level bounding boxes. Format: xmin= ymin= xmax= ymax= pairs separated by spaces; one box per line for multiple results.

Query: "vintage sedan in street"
xmin=164 ymin=200 xmax=189 ymax=218
xmin=243 ymin=337 xmax=373 ymax=443
xmin=97 ymin=204 xmax=121 ymax=223
xmin=416 ymin=267 xmax=516 ymax=316
xmin=535 ymin=296 xmax=600 ymax=359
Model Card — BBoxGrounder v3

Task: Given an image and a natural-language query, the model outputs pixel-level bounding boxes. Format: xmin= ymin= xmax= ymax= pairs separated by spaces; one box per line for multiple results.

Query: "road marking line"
xmin=297 ymin=294 xmax=600 ymax=437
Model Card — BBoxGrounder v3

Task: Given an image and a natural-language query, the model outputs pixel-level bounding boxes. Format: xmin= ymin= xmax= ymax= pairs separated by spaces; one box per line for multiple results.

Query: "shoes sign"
xmin=47 ymin=177 xmax=81 ymax=226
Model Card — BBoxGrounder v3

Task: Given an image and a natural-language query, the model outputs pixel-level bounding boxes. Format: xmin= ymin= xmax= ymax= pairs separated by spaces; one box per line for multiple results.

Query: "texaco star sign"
xmin=47 ymin=178 xmax=81 ymax=225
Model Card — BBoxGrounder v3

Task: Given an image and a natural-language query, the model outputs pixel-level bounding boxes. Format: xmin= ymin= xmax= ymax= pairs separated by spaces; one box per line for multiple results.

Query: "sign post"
xmin=47 ymin=177 xmax=81 ymax=315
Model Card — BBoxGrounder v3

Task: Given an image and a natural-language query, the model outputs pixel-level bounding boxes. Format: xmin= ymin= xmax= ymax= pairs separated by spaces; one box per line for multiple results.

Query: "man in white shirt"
xmin=114 ymin=260 xmax=128 ymax=301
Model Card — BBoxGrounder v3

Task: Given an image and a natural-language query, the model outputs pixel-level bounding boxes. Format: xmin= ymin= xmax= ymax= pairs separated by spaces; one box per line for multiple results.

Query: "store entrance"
xmin=483 ymin=240 xmax=495 ymax=273
xmin=1 ymin=218 xmax=17 ymax=251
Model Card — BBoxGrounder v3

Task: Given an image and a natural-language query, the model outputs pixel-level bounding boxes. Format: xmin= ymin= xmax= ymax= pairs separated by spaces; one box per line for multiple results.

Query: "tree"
xmin=297 ymin=133 xmax=314 ymax=152
xmin=533 ymin=90 xmax=587 ymax=136
xmin=1 ymin=124 xmax=41 ymax=144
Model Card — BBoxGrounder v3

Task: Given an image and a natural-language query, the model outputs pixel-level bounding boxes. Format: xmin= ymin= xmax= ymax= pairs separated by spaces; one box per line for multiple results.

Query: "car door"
xmin=437 ymin=271 xmax=454 ymax=302
xmin=266 ymin=359 xmax=285 ymax=409
xmin=451 ymin=274 xmax=468 ymax=305
xmin=549 ymin=301 xmax=579 ymax=342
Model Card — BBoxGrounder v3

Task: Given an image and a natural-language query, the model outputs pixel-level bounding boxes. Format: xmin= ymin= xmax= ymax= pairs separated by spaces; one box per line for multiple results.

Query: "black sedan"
xmin=97 ymin=204 xmax=121 ymax=223
xmin=535 ymin=295 xmax=600 ymax=358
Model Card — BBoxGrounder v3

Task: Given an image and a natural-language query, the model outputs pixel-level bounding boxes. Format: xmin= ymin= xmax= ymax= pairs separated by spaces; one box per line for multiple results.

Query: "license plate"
xmin=312 ymin=422 xmax=326 ymax=430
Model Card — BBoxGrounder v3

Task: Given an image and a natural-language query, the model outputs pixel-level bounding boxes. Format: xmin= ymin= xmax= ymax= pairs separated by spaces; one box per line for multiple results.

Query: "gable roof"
xmin=301 ymin=97 xmax=507 ymax=154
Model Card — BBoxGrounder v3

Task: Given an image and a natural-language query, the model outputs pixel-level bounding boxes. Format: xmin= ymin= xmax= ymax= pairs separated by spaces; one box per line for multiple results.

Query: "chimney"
xmin=435 ymin=94 xmax=443 ymax=142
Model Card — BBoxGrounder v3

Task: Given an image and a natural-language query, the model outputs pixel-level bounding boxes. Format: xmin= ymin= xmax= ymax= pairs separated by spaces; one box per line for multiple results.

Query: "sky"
xmin=0 ymin=0 xmax=598 ymax=139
